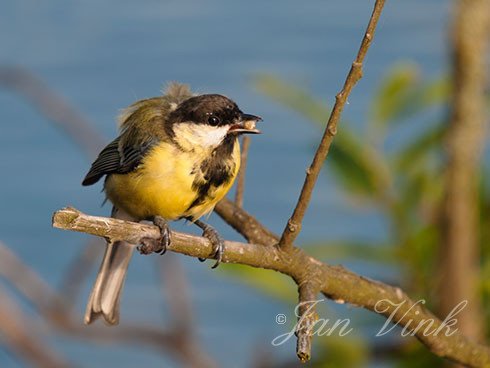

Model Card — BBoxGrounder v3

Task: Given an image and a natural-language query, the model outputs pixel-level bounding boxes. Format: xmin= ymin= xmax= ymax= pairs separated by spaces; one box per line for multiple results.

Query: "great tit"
xmin=82 ymin=83 xmax=261 ymax=325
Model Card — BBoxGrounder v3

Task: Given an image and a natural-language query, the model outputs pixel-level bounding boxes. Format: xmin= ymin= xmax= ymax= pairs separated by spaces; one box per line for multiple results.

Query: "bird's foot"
xmin=138 ymin=216 xmax=171 ymax=255
xmin=191 ymin=219 xmax=224 ymax=269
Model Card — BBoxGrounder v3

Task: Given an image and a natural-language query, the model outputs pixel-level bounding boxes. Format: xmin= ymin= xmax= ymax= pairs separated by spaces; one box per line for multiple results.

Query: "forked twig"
xmin=52 ymin=207 xmax=490 ymax=366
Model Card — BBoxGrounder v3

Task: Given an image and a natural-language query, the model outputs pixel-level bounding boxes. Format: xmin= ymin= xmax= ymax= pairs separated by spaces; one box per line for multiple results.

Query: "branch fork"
xmin=52 ymin=207 xmax=490 ymax=366
xmin=47 ymin=0 xmax=490 ymax=365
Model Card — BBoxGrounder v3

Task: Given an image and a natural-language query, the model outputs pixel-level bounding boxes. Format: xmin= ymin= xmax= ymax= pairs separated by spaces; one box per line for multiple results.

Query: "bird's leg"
xmin=138 ymin=216 xmax=171 ymax=255
xmin=189 ymin=218 xmax=224 ymax=269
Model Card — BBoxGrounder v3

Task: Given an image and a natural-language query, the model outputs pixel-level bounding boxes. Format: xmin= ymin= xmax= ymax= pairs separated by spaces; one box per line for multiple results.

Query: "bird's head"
xmin=168 ymin=94 xmax=262 ymax=150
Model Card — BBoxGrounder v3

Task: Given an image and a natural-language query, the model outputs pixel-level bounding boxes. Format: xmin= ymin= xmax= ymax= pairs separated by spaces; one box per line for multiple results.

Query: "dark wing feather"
xmin=82 ymin=136 xmax=157 ymax=186
xmin=82 ymin=138 xmax=121 ymax=186
xmin=117 ymin=140 xmax=157 ymax=173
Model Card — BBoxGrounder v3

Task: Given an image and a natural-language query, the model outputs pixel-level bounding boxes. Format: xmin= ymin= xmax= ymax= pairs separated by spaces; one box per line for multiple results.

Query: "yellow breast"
xmin=105 ymin=139 xmax=240 ymax=221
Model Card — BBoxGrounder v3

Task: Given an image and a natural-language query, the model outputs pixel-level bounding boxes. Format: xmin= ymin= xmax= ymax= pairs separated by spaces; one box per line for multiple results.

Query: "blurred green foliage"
xmin=222 ymin=62 xmax=489 ymax=366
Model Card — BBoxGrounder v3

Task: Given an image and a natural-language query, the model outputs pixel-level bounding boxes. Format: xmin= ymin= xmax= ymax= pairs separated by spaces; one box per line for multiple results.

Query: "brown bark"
xmin=437 ymin=0 xmax=490 ymax=344
xmin=53 ymin=207 xmax=490 ymax=367
xmin=278 ymin=0 xmax=387 ymax=252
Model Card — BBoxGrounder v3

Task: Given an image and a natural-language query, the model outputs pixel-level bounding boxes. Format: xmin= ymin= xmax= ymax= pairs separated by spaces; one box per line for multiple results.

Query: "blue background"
xmin=0 ymin=1 xmax=450 ymax=367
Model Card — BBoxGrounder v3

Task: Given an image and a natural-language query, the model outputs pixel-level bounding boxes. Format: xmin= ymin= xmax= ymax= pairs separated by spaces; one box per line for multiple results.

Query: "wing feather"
xmin=82 ymin=136 xmax=156 ymax=186
xmin=82 ymin=82 xmax=194 ymax=186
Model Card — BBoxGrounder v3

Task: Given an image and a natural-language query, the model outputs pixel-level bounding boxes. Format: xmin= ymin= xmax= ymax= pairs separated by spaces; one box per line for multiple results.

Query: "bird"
xmin=82 ymin=83 xmax=262 ymax=326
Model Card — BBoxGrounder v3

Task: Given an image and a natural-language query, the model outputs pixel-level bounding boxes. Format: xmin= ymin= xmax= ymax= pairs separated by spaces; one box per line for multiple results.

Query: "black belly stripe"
xmin=186 ymin=135 xmax=237 ymax=213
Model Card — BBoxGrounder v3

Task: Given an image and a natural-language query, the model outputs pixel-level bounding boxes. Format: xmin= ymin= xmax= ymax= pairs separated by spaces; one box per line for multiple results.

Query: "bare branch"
xmin=0 ymin=66 xmax=220 ymax=368
xmin=157 ymin=254 xmax=194 ymax=334
xmin=0 ymin=241 xmax=69 ymax=318
xmin=278 ymin=0 xmax=387 ymax=252
xmin=0 ymin=66 xmax=105 ymax=158
xmin=295 ymin=283 xmax=319 ymax=362
xmin=156 ymin=256 xmax=219 ymax=368
xmin=52 ymin=207 xmax=490 ymax=366
xmin=58 ymin=238 xmax=103 ymax=308
xmin=235 ymin=136 xmax=251 ymax=208
xmin=215 ymin=198 xmax=279 ymax=246
xmin=0 ymin=65 xmax=277 ymax=250
xmin=0 ymin=286 xmax=76 ymax=368
xmin=0 ymin=241 xmax=217 ymax=368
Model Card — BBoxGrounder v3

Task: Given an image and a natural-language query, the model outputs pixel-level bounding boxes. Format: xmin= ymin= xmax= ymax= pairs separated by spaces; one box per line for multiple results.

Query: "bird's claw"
xmin=137 ymin=216 xmax=171 ymax=255
xmin=200 ymin=225 xmax=225 ymax=269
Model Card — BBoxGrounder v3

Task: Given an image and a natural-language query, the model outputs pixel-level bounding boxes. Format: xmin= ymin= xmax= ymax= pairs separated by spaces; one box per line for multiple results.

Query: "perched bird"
xmin=82 ymin=83 xmax=262 ymax=325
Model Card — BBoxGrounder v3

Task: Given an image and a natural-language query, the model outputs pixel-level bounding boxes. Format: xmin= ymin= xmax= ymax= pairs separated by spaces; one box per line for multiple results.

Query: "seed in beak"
xmin=243 ymin=120 xmax=256 ymax=130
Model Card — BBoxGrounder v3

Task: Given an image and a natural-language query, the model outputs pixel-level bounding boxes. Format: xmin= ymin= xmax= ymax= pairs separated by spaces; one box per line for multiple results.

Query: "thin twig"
xmin=0 ymin=65 xmax=278 ymax=249
xmin=235 ymin=136 xmax=251 ymax=208
xmin=157 ymin=254 xmax=194 ymax=334
xmin=0 ymin=241 xmax=217 ymax=368
xmin=155 ymin=256 xmax=219 ymax=367
xmin=278 ymin=0 xmax=387 ymax=252
xmin=0 ymin=65 xmax=218 ymax=366
xmin=215 ymin=198 xmax=279 ymax=246
xmin=58 ymin=238 xmax=103 ymax=309
xmin=296 ymin=283 xmax=319 ymax=362
xmin=52 ymin=207 xmax=490 ymax=367
xmin=0 ymin=66 xmax=105 ymax=158
xmin=0 ymin=241 xmax=69 ymax=317
xmin=0 ymin=65 xmax=225 ymax=367
xmin=0 ymin=65 xmax=277 ymax=250
xmin=0 ymin=286 xmax=76 ymax=368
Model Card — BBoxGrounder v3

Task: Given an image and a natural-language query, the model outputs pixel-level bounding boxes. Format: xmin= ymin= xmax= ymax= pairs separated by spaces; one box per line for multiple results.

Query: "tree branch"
xmin=0 ymin=240 xmax=218 ymax=368
xmin=0 ymin=286 xmax=76 ymax=368
xmin=0 ymin=66 xmax=221 ymax=366
xmin=235 ymin=136 xmax=251 ymax=208
xmin=57 ymin=238 xmax=103 ymax=309
xmin=0 ymin=66 xmax=105 ymax=158
xmin=214 ymin=198 xmax=279 ymax=246
xmin=157 ymin=254 xmax=195 ymax=335
xmin=278 ymin=0 xmax=386 ymax=252
xmin=53 ymin=207 xmax=490 ymax=367
xmin=295 ymin=283 xmax=319 ymax=362
xmin=436 ymin=0 xmax=490 ymax=343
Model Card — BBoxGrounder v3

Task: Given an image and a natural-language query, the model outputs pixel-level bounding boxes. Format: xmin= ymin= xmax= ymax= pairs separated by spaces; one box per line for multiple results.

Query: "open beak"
xmin=228 ymin=113 xmax=262 ymax=134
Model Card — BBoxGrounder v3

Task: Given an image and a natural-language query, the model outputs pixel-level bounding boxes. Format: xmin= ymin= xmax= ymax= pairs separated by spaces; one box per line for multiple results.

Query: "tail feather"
xmin=84 ymin=208 xmax=135 ymax=326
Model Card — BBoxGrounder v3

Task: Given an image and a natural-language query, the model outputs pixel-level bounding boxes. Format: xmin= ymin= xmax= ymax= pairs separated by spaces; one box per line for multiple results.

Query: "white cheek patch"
xmin=174 ymin=123 xmax=229 ymax=148
xmin=201 ymin=125 xmax=230 ymax=146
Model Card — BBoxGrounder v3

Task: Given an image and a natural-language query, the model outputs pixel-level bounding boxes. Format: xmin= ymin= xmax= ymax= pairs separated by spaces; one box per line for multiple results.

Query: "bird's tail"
xmin=84 ymin=208 xmax=134 ymax=326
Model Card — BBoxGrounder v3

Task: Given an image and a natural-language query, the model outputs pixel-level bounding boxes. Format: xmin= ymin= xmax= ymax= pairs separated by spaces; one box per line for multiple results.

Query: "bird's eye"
xmin=208 ymin=116 xmax=220 ymax=126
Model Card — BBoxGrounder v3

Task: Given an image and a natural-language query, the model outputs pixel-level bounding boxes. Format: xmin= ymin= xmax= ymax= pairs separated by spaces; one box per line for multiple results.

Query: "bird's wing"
xmin=82 ymin=95 xmax=176 ymax=186
xmin=82 ymin=136 xmax=156 ymax=186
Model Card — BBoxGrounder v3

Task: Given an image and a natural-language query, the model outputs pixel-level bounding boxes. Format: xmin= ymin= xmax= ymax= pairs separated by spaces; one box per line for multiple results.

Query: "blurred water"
xmin=0 ymin=1 xmax=450 ymax=367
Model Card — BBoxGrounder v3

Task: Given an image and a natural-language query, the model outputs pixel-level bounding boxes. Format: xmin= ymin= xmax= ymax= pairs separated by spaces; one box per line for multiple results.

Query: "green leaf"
xmin=394 ymin=122 xmax=446 ymax=172
xmin=328 ymin=133 xmax=378 ymax=197
xmin=393 ymin=75 xmax=451 ymax=124
xmin=254 ymin=74 xmax=331 ymax=124
xmin=417 ymin=75 xmax=451 ymax=109
xmin=371 ymin=62 xmax=421 ymax=126
xmin=254 ymin=74 xmax=388 ymax=199
xmin=370 ymin=62 xmax=450 ymax=128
